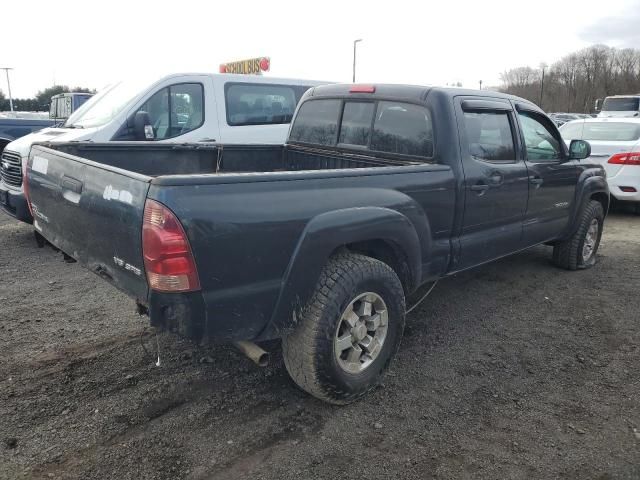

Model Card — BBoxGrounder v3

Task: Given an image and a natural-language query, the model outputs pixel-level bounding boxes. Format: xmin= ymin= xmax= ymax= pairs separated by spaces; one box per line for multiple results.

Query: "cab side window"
xmin=519 ymin=112 xmax=562 ymax=161
xmin=137 ymin=83 xmax=204 ymax=140
xmin=463 ymin=111 xmax=515 ymax=162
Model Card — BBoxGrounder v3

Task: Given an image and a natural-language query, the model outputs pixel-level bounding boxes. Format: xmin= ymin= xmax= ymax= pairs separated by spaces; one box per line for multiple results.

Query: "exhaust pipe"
xmin=233 ymin=341 xmax=269 ymax=367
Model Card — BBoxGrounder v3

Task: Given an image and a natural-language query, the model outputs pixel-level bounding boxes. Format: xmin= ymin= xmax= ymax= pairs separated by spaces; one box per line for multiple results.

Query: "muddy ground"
xmin=1 ymin=210 xmax=639 ymax=480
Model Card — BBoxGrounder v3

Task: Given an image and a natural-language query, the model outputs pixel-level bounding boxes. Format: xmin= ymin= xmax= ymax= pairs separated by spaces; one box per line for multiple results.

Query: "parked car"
xmin=560 ymin=118 xmax=640 ymax=205
xmin=595 ymin=95 xmax=640 ymax=118
xmin=1 ymin=73 xmax=327 ymax=224
xmin=549 ymin=113 xmax=582 ymax=127
xmin=25 ymin=84 xmax=607 ymax=404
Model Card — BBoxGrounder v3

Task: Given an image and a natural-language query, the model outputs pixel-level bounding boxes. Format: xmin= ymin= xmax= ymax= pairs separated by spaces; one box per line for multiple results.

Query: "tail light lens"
xmin=142 ymin=199 xmax=200 ymax=292
xmin=608 ymin=152 xmax=640 ymax=166
xmin=23 ymin=158 xmax=34 ymax=217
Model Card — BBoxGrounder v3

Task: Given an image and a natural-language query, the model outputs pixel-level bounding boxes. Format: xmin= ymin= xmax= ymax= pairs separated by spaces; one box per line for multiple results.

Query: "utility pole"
xmin=479 ymin=80 xmax=483 ymax=90
xmin=352 ymin=39 xmax=362 ymax=83
xmin=1 ymin=67 xmax=14 ymax=112
xmin=539 ymin=63 xmax=547 ymax=109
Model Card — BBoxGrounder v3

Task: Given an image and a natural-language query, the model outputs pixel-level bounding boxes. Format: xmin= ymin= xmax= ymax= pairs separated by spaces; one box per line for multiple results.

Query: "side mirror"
xmin=133 ymin=111 xmax=154 ymax=140
xmin=569 ymin=139 xmax=591 ymax=160
xmin=594 ymin=99 xmax=602 ymax=113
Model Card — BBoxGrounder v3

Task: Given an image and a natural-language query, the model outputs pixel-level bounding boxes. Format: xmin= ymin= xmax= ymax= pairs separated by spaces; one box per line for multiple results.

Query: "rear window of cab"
xmin=289 ymin=98 xmax=434 ymax=160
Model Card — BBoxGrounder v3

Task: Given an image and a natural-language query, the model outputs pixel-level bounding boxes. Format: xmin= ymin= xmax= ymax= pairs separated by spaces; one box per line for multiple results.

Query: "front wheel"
xmin=553 ymin=200 xmax=604 ymax=270
xmin=282 ymin=253 xmax=405 ymax=404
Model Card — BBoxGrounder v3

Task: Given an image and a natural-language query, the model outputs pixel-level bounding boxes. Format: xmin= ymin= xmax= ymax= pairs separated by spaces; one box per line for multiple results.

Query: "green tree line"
xmin=499 ymin=45 xmax=640 ymax=113
xmin=0 ymin=85 xmax=95 ymax=112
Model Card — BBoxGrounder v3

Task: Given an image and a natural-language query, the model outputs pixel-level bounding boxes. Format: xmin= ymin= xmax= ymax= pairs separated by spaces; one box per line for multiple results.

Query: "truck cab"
xmin=48 ymin=92 xmax=94 ymax=123
xmin=0 ymin=73 xmax=326 ymax=223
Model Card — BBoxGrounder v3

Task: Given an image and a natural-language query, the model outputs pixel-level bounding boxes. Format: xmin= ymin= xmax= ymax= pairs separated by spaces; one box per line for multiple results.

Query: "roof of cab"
xmin=306 ymin=83 xmax=537 ymax=108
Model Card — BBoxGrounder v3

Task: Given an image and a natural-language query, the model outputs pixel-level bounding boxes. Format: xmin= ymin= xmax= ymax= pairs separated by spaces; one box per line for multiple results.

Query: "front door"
xmin=455 ymin=97 xmax=529 ymax=270
xmin=516 ymin=107 xmax=579 ymax=245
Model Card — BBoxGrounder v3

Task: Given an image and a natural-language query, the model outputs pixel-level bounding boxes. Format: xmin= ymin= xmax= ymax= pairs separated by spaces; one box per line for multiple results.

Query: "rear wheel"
xmin=282 ymin=253 xmax=405 ymax=404
xmin=553 ymin=200 xmax=604 ymax=270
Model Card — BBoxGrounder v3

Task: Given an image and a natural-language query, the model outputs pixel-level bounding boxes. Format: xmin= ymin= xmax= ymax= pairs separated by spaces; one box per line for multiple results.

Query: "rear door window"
xmin=225 ymin=83 xmax=310 ymax=126
xmin=49 ymin=99 xmax=58 ymax=118
xmin=463 ymin=111 xmax=515 ymax=162
xmin=371 ymin=102 xmax=433 ymax=157
xmin=289 ymin=99 xmax=341 ymax=146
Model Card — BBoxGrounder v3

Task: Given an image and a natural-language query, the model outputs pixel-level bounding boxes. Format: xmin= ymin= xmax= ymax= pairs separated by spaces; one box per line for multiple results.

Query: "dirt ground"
xmin=1 ymin=209 xmax=639 ymax=480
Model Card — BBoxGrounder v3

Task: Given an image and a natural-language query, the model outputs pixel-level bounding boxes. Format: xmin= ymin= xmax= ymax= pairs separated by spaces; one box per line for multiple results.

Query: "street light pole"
xmin=1 ymin=67 xmax=14 ymax=112
xmin=352 ymin=39 xmax=362 ymax=83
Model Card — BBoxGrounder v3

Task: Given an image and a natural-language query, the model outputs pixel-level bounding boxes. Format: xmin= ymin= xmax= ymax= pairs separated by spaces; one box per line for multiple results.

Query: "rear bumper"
xmin=0 ymin=182 xmax=32 ymax=224
xmin=608 ymin=172 xmax=640 ymax=202
xmin=148 ymin=290 xmax=210 ymax=342
xmin=147 ymin=289 xmax=275 ymax=343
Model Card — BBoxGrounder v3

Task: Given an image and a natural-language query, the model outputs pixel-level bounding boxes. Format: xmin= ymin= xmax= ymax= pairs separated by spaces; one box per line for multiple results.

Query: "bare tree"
xmin=499 ymin=45 xmax=640 ymax=113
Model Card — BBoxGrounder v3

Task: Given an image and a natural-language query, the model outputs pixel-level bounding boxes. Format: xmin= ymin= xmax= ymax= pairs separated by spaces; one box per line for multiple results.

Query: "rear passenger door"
xmin=515 ymin=105 xmax=579 ymax=245
xmin=455 ymin=97 xmax=529 ymax=269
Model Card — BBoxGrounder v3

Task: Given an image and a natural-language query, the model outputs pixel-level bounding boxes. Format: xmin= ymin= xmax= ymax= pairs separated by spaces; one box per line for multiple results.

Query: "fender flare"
xmin=262 ymin=206 xmax=423 ymax=337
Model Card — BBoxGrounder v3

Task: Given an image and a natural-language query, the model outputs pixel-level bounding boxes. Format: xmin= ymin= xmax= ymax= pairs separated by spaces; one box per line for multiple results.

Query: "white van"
xmin=0 ymin=73 xmax=327 ymax=223
xmin=596 ymin=95 xmax=640 ymax=118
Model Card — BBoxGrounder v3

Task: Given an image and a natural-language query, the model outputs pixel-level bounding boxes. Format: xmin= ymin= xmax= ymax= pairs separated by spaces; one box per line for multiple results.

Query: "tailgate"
xmin=26 ymin=144 xmax=152 ymax=301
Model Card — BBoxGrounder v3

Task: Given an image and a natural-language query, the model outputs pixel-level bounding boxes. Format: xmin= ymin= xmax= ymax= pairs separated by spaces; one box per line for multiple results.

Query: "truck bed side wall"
xmin=148 ymin=166 xmax=456 ymax=342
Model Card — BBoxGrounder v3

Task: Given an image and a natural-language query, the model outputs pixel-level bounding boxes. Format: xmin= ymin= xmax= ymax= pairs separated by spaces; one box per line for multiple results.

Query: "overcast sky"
xmin=2 ymin=0 xmax=639 ymax=98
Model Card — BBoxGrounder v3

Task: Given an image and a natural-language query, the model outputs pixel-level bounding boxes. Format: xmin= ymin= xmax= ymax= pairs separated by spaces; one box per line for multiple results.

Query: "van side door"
xmin=454 ymin=97 xmax=529 ymax=270
xmin=514 ymin=104 xmax=579 ymax=245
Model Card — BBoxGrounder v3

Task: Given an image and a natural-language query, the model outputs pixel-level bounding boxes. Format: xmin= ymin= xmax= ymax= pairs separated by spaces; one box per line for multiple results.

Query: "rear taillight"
xmin=142 ymin=199 xmax=200 ymax=292
xmin=22 ymin=159 xmax=34 ymax=217
xmin=608 ymin=152 xmax=640 ymax=166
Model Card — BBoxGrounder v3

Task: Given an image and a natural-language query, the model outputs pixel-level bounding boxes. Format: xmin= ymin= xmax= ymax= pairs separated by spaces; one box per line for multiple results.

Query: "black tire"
xmin=552 ymin=200 xmax=604 ymax=270
xmin=282 ymin=252 xmax=405 ymax=404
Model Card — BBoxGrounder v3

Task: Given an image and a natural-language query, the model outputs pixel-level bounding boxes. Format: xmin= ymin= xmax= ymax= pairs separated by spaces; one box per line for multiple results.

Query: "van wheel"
xmin=282 ymin=253 xmax=405 ymax=404
xmin=552 ymin=200 xmax=604 ymax=270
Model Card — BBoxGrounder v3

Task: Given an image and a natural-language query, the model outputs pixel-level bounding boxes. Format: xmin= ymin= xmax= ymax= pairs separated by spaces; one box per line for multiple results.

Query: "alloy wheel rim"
xmin=582 ymin=218 xmax=599 ymax=262
xmin=334 ymin=292 xmax=389 ymax=374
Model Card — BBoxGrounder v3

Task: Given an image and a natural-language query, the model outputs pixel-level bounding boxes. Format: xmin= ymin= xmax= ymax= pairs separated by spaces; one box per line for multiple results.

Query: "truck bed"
xmin=45 ymin=142 xmax=416 ymax=178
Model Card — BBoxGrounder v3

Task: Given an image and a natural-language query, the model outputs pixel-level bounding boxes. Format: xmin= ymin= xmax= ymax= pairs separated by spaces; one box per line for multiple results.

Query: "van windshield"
xmin=64 ymin=79 xmax=152 ymax=128
xmin=602 ymin=97 xmax=640 ymax=112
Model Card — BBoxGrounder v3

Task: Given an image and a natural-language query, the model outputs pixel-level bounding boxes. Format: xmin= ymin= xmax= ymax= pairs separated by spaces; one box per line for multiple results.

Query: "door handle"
xmin=61 ymin=175 xmax=83 ymax=194
xmin=488 ymin=172 xmax=504 ymax=186
xmin=470 ymin=183 xmax=490 ymax=193
xmin=61 ymin=175 xmax=83 ymax=204
xmin=529 ymin=176 xmax=543 ymax=186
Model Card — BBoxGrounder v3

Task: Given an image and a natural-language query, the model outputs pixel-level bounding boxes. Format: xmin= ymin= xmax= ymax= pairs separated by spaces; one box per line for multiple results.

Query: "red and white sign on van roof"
xmin=219 ymin=57 xmax=270 ymax=75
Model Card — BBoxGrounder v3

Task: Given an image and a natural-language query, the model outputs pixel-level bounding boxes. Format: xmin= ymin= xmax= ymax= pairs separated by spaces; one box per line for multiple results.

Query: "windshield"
xmin=64 ymin=78 xmax=153 ymax=128
xmin=560 ymin=121 xmax=640 ymax=142
xmin=602 ymin=97 xmax=640 ymax=112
